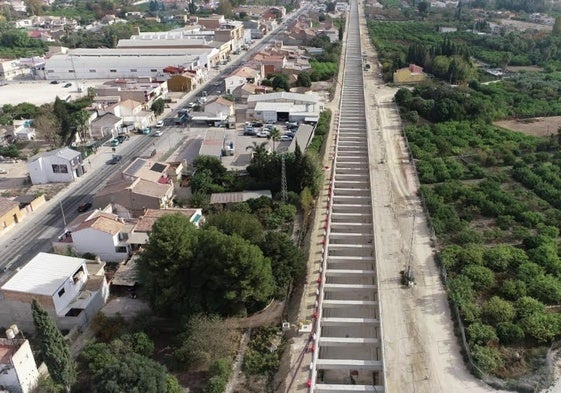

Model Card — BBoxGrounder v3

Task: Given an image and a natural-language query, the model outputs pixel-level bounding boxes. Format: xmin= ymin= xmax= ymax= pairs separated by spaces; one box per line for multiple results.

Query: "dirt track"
xmin=359 ymin=5 xmax=513 ymax=393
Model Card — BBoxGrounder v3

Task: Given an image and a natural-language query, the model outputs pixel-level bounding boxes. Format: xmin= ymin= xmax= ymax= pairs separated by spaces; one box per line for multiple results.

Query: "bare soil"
xmin=494 ymin=116 xmax=561 ymax=137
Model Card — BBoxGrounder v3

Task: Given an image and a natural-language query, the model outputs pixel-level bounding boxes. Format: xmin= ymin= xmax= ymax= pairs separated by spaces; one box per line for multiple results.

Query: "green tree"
xmin=417 ymin=0 xmax=430 ymax=17
xmin=259 ymin=231 xmax=306 ymax=296
xmin=272 ymin=74 xmax=289 ymax=91
xmin=297 ymin=71 xmax=312 ymax=87
xmin=204 ymin=210 xmax=265 ymax=244
xmin=553 ymin=16 xmax=561 ymax=37
xmin=31 ymin=299 xmax=76 ymax=393
xmin=246 ymin=141 xmax=270 ymax=178
xmin=151 ymin=98 xmax=165 ymax=117
xmin=472 ymin=345 xmax=503 ymax=372
xmin=138 ymin=215 xmax=274 ymax=317
xmin=93 ymin=353 xmax=168 ymax=393
xmin=496 ymin=322 xmax=525 ymax=344
xmin=268 ymin=127 xmax=281 ymax=151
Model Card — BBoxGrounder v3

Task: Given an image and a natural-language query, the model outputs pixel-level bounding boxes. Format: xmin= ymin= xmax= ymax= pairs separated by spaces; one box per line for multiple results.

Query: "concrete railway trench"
xmin=309 ymin=0 xmax=386 ymax=391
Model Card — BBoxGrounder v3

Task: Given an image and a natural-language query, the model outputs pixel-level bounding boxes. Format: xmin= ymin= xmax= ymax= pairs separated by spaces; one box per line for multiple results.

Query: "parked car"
xmin=77 ymin=202 xmax=92 ymax=212
xmin=64 ymin=82 xmax=72 ymax=88
xmin=243 ymin=128 xmax=256 ymax=136
xmin=50 ymin=80 xmax=59 ymax=84
xmin=186 ymin=102 xmax=197 ymax=108
xmin=142 ymin=127 xmax=151 ymax=135
xmin=155 ymin=120 xmax=164 ymax=128
xmin=256 ymin=130 xmax=270 ymax=138
xmin=0 ymin=169 xmax=7 ymax=174
xmin=281 ymin=134 xmax=293 ymax=141
xmin=116 ymin=135 xmax=128 ymax=143
xmin=108 ymin=155 xmax=122 ymax=165
xmin=153 ymin=130 xmax=163 ymax=137
xmin=110 ymin=138 xmax=120 ymax=147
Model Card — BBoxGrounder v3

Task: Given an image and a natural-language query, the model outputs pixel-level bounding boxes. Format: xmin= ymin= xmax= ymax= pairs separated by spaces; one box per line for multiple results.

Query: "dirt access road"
xmin=358 ymin=4 xmax=513 ymax=393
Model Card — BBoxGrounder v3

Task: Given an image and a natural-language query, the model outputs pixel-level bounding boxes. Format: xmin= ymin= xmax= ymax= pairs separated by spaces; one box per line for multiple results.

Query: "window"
xmin=89 ymin=69 xmax=96 ymax=73
xmin=130 ymin=69 xmax=137 ymax=72
xmin=150 ymin=69 xmax=157 ymax=72
xmin=51 ymin=164 xmax=68 ymax=173
xmin=47 ymin=70 xmax=54 ymax=73
xmin=68 ymin=69 xmax=75 ymax=73
xmin=58 ymin=288 xmax=65 ymax=297
xmin=110 ymin=69 xmax=117 ymax=73
xmin=115 ymin=246 xmax=128 ymax=253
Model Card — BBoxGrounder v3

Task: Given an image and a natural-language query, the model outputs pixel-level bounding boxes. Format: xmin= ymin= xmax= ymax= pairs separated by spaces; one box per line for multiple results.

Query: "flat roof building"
xmin=44 ymin=48 xmax=217 ymax=80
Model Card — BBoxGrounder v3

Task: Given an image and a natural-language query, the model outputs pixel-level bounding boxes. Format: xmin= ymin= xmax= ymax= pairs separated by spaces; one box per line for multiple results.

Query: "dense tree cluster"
xmin=80 ymin=332 xmax=180 ymax=393
xmin=138 ymin=213 xmax=274 ymax=318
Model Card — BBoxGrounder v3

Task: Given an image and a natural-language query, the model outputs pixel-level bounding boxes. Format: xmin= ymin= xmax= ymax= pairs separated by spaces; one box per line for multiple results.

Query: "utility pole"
xmin=281 ymin=154 xmax=287 ymax=202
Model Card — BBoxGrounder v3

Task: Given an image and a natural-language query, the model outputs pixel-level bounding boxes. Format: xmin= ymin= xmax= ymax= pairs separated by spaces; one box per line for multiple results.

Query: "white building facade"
xmin=0 ymin=338 xmax=41 ymax=393
xmin=27 ymin=147 xmax=84 ymax=185
xmin=44 ymin=48 xmax=217 ymax=80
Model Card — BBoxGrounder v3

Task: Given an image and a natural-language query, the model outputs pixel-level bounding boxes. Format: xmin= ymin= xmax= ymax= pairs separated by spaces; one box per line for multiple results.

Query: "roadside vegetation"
xmin=372 ymin=0 xmax=561 ymax=386
xmin=392 ymin=66 xmax=561 ymax=387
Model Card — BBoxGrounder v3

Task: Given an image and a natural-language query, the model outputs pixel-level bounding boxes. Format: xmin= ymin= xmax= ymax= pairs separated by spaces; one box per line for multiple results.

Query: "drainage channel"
xmin=308 ymin=0 xmax=386 ymax=391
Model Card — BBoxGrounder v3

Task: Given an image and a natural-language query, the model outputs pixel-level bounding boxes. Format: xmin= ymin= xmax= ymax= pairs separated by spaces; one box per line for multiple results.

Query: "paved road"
xmin=0 ymin=5 xmax=310 ymax=281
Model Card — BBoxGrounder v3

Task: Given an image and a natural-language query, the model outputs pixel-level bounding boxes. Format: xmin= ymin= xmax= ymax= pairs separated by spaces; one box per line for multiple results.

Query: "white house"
xmin=89 ymin=113 xmax=122 ymax=140
xmin=52 ymin=210 xmax=133 ymax=262
xmin=27 ymin=147 xmax=84 ymax=185
xmin=12 ymin=119 xmax=36 ymax=141
xmin=0 ymin=252 xmax=109 ymax=331
xmin=0 ymin=337 xmax=41 ymax=393
xmin=247 ymin=92 xmax=322 ymax=123
xmin=204 ymin=97 xmax=235 ymax=120
xmin=224 ymin=66 xmax=262 ymax=94
xmin=109 ymin=99 xmax=154 ymax=130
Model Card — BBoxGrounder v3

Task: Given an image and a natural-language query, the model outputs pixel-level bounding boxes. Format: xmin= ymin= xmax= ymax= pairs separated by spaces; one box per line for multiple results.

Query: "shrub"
xmin=472 ymin=345 xmax=503 ymax=372
xmin=481 ymin=296 xmax=515 ymax=325
xmin=496 ymin=322 xmax=525 ymax=345
xmin=462 ymin=265 xmax=495 ymax=291
xmin=467 ymin=322 xmax=498 ymax=346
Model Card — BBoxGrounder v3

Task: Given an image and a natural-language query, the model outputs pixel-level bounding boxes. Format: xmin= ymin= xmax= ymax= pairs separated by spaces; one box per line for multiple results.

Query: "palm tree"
xmin=268 ymin=127 xmax=281 ymax=152
xmin=246 ymin=141 xmax=270 ymax=178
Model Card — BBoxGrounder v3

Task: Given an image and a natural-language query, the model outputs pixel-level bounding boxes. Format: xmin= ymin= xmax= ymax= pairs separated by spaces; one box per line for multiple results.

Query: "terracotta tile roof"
xmin=134 ymin=208 xmax=199 ymax=232
xmin=75 ymin=213 xmax=124 ymax=235
xmin=132 ymin=178 xmax=172 ymax=198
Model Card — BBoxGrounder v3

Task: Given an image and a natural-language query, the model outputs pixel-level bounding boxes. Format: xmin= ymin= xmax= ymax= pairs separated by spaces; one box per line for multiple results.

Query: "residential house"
xmin=109 ymin=99 xmax=153 ymax=130
xmin=52 ymin=210 xmax=134 ymax=262
xmin=232 ymin=82 xmax=272 ymax=105
xmin=0 ymin=252 xmax=109 ymax=331
xmin=95 ymin=78 xmax=168 ymax=108
xmin=12 ymin=120 xmax=36 ymax=141
xmin=224 ymin=66 xmax=262 ymax=94
xmin=89 ymin=113 xmax=122 ymax=140
xmin=0 ymin=59 xmax=31 ymax=81
xmin=166 ymin=71 xmax=198 ymax=93
xmin=0 ymin=337 xmax=41 ymax=393
xmin=128 ymin=208 xmax=203 ymax=249
xmin=204 ymin=97 xmax=235 ymax=121
xmin=254 ymin=53 xmax=286 ymax=74
xmin=0 ymin=197 xmax=23 ymax=233
xmin=27 ymin=147 xmax=84 ymax=185
xmin=121 ymin=157 xmax=173 ymax=184
xmin=393 ymin=64 xmax=427 ymax=84
xmin=93 ymin=177 xmax=174 ymax=218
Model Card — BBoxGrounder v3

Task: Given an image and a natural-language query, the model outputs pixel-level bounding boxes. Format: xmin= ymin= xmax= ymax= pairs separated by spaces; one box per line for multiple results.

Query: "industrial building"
xmin=44 ymin=48 xmax=216 ymax=80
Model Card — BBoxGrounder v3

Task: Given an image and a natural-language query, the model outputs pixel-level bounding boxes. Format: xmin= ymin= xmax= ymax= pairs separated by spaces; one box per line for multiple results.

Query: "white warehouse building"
xmin=44 ymin=47 xmax=218 ymax=80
